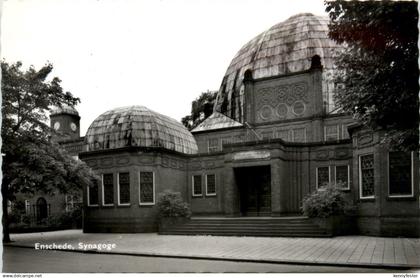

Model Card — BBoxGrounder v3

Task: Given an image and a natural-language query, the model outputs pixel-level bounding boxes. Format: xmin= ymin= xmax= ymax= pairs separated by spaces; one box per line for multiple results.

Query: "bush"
xmin=301 ymin=184 xmax=347 ymax=218
xmin=157 ymin=190 xmax=191 ymax=218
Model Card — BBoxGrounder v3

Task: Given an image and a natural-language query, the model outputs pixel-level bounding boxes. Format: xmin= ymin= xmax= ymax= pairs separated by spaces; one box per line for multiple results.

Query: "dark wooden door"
xmin=237 ymin=166 xmax=271 ymax=216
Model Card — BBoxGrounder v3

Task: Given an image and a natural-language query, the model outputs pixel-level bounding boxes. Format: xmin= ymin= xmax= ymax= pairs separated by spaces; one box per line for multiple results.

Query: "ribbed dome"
xmin=85 ymin=106 xmax=198 ymax=154
xmin=214 ymin=13 xmax=342 ymax=122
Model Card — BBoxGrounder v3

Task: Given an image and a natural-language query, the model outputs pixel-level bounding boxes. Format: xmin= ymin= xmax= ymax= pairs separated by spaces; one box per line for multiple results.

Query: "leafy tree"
xmin=181 ymin=90 xmax=217 ymax=130
xmin=326 ymin=1 xmax=419 ymax=150
xmin=1 ymin=61 xmax=96 ymax=242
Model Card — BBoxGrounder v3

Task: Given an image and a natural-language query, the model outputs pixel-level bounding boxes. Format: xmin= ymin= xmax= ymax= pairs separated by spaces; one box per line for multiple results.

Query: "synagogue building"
xmin=50 ymin=13 xmax=419 ymax=237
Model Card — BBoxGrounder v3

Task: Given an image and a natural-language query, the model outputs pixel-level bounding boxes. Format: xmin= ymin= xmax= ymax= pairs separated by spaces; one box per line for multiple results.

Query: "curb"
xmin=5 ymin=244 xmax=419 ymax=270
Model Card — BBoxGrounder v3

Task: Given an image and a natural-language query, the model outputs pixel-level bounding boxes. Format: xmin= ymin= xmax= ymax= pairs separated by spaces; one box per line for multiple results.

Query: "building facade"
xmin=57 ymin=13 xmax=418 ymax=237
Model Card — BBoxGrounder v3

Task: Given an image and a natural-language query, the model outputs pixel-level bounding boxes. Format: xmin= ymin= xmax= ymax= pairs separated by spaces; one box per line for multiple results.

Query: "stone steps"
xmin=159 ymin=217 xmax=332 ymax=237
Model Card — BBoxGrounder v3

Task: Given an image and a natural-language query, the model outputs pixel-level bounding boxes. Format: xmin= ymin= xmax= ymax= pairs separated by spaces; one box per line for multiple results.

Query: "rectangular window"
xmin=221 ymin=137 xmax=232 ymax=151
xmin=139 ymin=172 xmax=155 ymax=205
xmin=292 ymin=128 xmax=306 ymax=143
xmin=316 ymin=166 xmax=330 ymax=189
xmin=208 ymin=138 xmax=219 ymax=153
xmin=359 ymin=154 xmax=375 ymax=199
xmin=102 ymin=173 xmax=114 ymax=206
xmin=206 ymin=174 xmax=216 ymax=196
xmin=88 ymin=179 xmax=99 ymax=206
xmin=192 ymin=175 xmax=202 ymax=196
xmin=335 ymin=165 xmax=350 ymax=190
xmin=324 ymin=125 xmax=339 ymax=141
xmin=25 ymin=200 xmax=31 ymax=215
xmin=389 ymin=152 xmax=413 ymax=197
xmin=118 ymin=172 xmax=130 ymax=205
xmin=65 ymin=195 xmax=74 ymax=212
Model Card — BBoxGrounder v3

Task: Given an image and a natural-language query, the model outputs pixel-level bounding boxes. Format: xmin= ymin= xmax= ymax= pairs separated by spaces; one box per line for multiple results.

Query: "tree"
xmin=181 ymin=90 xmax=217 ymax=130
xmin=1 ymin=61 xmax=97 ymax=242
xmin=326 ymin=1 xmax=419 ymax=150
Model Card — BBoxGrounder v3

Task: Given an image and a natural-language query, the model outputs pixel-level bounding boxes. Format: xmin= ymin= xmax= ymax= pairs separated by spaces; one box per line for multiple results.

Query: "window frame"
xmin=205 ymin=174 xmax=217 ymax=196
xmin=275 ymin=129 xmax=289 ymax=141
xmin=292 ymin=127 xmax=307 ymax=143
xmin=208 ymin=138 xmax=219 ymax=153
xmin=388 ymin=151 xmax=414 ymax=198
xmin=101 ymin=173 xmax=114 ymax=207
xmin=192 ymin=175 xmax=203 ymax=197
xmin=220 ymin=137 xmax=232 ymax=151
xmin=139 ymin=171 xmax=155 ymax=206
xmin=117 ymin=172 xmax=131 ymax=206
xmin=334 ymin=165 xmax=351 ymax=190
xmin=324 ymin=125 xmax=340 ymax=141
xmin=316 ymin=166 xmax=331 ymax=190
xmin=65 ymin=194 xmax=74 ymax=212
xmin=359 ymin=153 xmax=375 ymax=200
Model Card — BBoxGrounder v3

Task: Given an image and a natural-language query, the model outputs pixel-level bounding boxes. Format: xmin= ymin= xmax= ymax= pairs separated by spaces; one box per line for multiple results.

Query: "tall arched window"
xmin=36 ymin=197 xmax=48 ymax=222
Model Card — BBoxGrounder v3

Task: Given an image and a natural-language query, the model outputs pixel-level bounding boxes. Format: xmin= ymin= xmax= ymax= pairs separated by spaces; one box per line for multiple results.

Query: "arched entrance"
xmin=36 ymin=197 xmax=48 ymax=222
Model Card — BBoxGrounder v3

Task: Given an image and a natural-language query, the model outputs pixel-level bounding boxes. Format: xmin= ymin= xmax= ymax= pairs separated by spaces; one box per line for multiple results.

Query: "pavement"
xmin=5 ymin=230 xmax=420 ymax=269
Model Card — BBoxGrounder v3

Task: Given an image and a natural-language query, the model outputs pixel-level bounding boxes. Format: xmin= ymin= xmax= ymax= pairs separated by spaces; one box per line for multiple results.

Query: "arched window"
xmin=310 ymin=55 xmax=322 ymax=69
xmin=244 ymin=69 xmax=253 ymax=81
xmin=36 ymin=197 xmax=48 ymax=222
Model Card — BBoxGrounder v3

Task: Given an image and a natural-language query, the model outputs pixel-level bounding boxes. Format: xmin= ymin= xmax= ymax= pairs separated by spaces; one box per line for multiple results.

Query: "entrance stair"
xmin=159 ymin=216 xmax=332 ymax=237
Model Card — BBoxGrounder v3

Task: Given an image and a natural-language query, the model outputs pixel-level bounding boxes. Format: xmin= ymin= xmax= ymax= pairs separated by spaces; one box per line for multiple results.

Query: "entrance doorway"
xmin=235 ymin=166 xmax=271 ymax=216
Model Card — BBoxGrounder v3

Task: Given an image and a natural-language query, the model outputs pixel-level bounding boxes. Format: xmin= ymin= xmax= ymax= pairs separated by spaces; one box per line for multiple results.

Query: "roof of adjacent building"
xmin=214 ymin=13 xmax=342 ymax=121
xmin=84 ymin=106 xmax=198 ymax=154
xmin=191 ymin=112 xmax=243 ymax=133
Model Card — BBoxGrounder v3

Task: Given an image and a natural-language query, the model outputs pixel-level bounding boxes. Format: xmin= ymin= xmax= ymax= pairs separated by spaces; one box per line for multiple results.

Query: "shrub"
xmin=157 ymin=190 xmax=191 ymax=218
xmin=301 ymin=184 xmax=347 ymax=218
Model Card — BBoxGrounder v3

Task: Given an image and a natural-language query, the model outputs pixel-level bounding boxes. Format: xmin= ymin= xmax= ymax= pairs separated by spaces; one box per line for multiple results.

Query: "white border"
xmin=359 ymin=154 xmax=375 ymax=199
xmin=139 ymin=171 xmax=155 ymax=205
xmin=388 ymin=151 xmax=414 ymax=198
xmin=102 ymin=173 xmax=114 ymax=206
xmin=205 ymin=174 xmax=217 ymax=196
xmin=117 ymin=172 xmax=131 ymax=206
xmin=316 ymin=166 xmax=330 ymax=189
xmin=192 ymin=175 xmax=203 ymax=197
xmin=334 ymin=165 xmax=350 ymax=190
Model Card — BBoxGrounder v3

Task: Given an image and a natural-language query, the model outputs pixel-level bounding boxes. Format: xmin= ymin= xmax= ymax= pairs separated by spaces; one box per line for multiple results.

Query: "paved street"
xmin=2 ymin=246 xmax=401 ymax=273
xmin=6 ymin=230 xmax=420 ymax=270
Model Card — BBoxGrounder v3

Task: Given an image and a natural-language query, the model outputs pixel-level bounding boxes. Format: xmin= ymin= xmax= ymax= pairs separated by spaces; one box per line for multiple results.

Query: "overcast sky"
xmin=2 ymin=0 xmax=327 ymax=135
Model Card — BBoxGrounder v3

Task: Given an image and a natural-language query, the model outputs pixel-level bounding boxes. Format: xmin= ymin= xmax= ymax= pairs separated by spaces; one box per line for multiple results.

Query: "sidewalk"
xmin=6 ymin=230 xmax=420 ymax=269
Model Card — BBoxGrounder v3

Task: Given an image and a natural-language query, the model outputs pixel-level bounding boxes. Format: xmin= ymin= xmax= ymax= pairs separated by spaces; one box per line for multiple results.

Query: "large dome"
xmin=214 ymin=13 xmax=342 ymax=121
xmin=85 ymin=106 xmax=198 ymax=154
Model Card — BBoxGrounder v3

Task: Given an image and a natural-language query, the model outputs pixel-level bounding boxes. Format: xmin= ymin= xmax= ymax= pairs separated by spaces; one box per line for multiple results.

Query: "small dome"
xmin=51 ymin=104 xmax=79 ymax=116
xmin=85 ymin=106 xmax=198 ymax=154
xmin=214 ymin=13 xmax=343 ymax=121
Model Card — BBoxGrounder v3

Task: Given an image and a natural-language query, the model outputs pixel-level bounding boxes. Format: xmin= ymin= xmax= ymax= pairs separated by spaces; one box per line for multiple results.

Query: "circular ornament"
xmin=292 ymin=101 xmax=305 ymax=116
xmin=259 ymin=105 xmax=273 ymax=120
xmin=276 ymin=103 xmax=288 ymax=118
xmin=70 ymin=122 xmax=77 ymax=132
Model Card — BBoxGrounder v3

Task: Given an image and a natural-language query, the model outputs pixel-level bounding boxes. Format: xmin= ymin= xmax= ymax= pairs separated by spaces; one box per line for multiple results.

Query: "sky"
xmin=2 ymin=0 xmax=328 ymax=135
